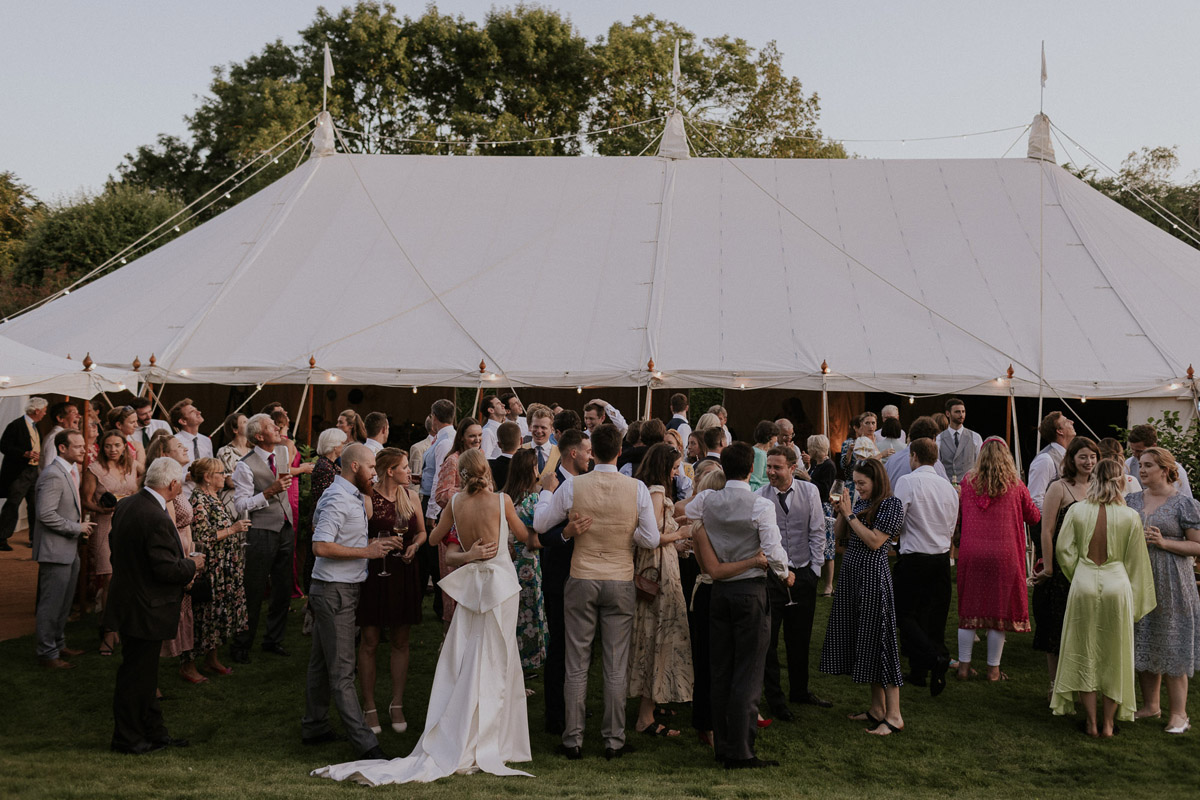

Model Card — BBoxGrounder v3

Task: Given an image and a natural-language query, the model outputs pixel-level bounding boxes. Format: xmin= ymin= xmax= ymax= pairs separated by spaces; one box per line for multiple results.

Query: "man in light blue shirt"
xmin=302 ymin=443 xmax=394 ymax=761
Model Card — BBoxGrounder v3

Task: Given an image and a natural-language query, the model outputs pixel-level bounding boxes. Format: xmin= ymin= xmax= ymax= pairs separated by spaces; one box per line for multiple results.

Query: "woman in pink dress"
xmin=956 ymin=437 xmax=1040 ymax=681
xmin=82 ymin=429 xmax=139 ymax=655
xmin=270 ymin=409 xmax=313 ymax=597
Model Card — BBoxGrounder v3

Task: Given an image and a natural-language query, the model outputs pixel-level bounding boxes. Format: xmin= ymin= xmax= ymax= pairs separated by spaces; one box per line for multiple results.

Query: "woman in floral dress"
xmin=504 ymin=449 xmax=547 ymax=674
xmin=189 ymin=458 xmax=251 ymax=676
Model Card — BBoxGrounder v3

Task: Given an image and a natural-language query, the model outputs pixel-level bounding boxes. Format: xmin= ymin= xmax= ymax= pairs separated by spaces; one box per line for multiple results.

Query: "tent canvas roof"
xmin=0 ymin=334 xmax=135 ymax=398
xmin=3 ymin=149 xmax=1197 ymax=399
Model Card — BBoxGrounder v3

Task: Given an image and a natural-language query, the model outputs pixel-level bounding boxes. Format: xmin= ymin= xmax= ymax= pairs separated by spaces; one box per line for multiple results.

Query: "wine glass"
xmin=829 ymin=479 xmax=845 ymax=506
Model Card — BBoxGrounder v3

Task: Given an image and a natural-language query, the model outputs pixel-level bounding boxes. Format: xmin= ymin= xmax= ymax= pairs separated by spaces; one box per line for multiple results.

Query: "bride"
xmin=314 ymin=450 xmax=536 ymax=785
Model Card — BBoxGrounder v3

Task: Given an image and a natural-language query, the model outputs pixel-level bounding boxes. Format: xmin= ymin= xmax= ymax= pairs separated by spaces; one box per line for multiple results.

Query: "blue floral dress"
xmin=513 ymin=492 xmax=548 ymax=669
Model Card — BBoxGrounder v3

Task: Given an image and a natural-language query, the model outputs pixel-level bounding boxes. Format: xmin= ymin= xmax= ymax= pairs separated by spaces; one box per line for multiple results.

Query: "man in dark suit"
xmin=487 ymin=421 xmax=522 ymax=492
xmin=107 ymin=456 xmax=204 ymax=754
xmin=531 ymin=428 xmax=590 ymax=736
xmin=0 ymin=397 xmax=48 ymax=550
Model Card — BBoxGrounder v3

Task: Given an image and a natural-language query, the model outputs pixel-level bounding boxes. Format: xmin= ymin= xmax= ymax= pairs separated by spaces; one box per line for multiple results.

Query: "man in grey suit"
xmin=34 ymin=429 xmax=95 ymax=668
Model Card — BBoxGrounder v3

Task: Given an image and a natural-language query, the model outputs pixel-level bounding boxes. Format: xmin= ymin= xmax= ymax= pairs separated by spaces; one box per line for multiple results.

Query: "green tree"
xmin=9 ymin=184 xmax=191 ymax=292
xmin=0 ymin=171 xmax=43 ymax=282
xmin=1067 ymin=146 xmax=1200 ymax=250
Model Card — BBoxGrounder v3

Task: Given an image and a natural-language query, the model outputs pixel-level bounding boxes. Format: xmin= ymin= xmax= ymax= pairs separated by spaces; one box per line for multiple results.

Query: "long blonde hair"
xmin=375 ymin=447 xmax=415 ymax=521
xmin=969 ymin=439 xmax=1019 ymax=498
xmin=1086 ymin=459 xmax=1128 ymax=506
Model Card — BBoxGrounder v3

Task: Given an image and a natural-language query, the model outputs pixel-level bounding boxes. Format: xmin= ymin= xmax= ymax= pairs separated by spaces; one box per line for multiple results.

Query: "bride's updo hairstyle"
xmin=458 ymin=449 xmax=492 ymax=494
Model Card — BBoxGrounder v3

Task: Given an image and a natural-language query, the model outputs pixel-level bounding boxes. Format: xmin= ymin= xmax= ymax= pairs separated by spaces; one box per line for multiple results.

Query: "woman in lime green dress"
xmin=1051 ymin=460 xmax=1157 ymax=737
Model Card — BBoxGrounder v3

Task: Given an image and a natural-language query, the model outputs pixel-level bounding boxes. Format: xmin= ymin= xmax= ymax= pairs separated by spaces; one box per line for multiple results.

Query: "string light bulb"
xmin=412 ymin=386 xmax=418 ymax=394
xmin=327 ymin=373 xmax=338 ymax=382
xmin=908 ymin=396 xmax=915 ymax=404
xmin=179 ymin=369 xmax=189 ymax=377
xmin=1080 ymin=396 xmax=1087 ymax=404
xmin=117 ymin=383 xmax=126 ymax=391
xmin=576 ymin=386 xmax=582 ymax=394
xmin=1170 ymin=382 xmax=1181 ymax=390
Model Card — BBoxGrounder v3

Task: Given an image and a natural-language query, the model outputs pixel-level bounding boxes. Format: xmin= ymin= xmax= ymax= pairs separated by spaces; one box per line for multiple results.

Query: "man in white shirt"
xmin=302 ymin=443 xmax=392 ymax=761
xmin=874 ymin=405 xmax=907 ymax=448
xmin=130 ymin=397 xmax=171 ymax=450
xmin=40 ymin=401 xmax=80 ymax=471
xmin=169 ymin=398 xmax=213 ymax=476
xmin=480 ymin=394 xmax=506 ymax=459
xmin=499 ymin=392 xmax=530 ymax=439
xmin=886 ymin=417 xmax=949 ymax=485
xmin=666 ymin=393 xmax=692 ymax=443
xmin=686 ymin=442 xmax=789 ymax=769
xmin=1125 ymin=424 xmax=1193 ymax=498
xmin=1028 ymin=411 xmax=1075 ymax=510
xmin=936 ymin=398 xmax=983 ymax=484
xmin=892 ymin=438 xmax=960 ymax=697
xmin=363 ymin=412 xmax=388 ymax=455
xmin=533 ymin=424 xmax=658 ymax=760
xmin=582 ymin=399 xmax=629 ymax=438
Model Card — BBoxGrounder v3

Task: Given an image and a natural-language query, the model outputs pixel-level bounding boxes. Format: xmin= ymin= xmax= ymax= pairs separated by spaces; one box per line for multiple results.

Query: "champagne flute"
xmin=239 ymin=508 xmax=251 ymax=548
xmin=377 ymin=534 xmax=393 ymax=577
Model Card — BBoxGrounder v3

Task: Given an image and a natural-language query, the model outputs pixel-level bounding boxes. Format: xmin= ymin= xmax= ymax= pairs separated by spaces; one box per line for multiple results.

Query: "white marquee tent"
xmin=3 ymin=117 xmax=1198 ymax=406
xmin=0 ymin=334 xmax=135 ymax=398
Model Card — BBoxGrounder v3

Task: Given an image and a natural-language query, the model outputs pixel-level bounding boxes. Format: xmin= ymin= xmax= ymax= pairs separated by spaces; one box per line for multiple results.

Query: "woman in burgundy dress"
xmin=956 ymin=438 xmax=1040 ymax=681
xmin=357 ymin=448 xmax=426 ymax=735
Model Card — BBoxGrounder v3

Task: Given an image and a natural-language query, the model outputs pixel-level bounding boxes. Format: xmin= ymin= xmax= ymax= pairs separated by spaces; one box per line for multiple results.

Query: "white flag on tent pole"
xmin=324 ymin=43 xmax=335 ymax=89
xmin=1040 ymin=41 xmax=1047 ymax=88
xmin=672 ymin=39 xmax=681 ymax=91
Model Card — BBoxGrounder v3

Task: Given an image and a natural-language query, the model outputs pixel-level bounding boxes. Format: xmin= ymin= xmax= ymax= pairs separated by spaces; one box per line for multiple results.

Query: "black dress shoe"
xmin=359 ymin=746 xmax=389 ymax=760
xmin=302 ymin=730 xmax=343 ymax=746
xmin=931 ymin=655 xmax=950 ymax=698
xmin=796 ymin=692 xmax=833 ymax=708
xmin=111 ymin=739 xmax=166 ymax=755
xmin=557 ymin=744 xmax=582 ymax=760
xmin=904 ymin=672 xmax=928 ymax=687
xmin=725 ymin=756 xmax=779 ymax=769
xmin=604 ymin=743 xmax=635 ymax=760
xmin=154 ymin=736 xmax=190 ymax=748
xmin=261 ymin=643 xmax=290 ymax=657
xmin=772 ymin=707 xmax=795 ymax=722
xmin=230 ymin=649 xmax=250 ymax=664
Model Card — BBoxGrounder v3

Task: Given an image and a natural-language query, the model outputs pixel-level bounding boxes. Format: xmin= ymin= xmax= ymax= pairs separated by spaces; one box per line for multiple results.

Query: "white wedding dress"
xmin=313 ymin=493 xmax=533 ymax=785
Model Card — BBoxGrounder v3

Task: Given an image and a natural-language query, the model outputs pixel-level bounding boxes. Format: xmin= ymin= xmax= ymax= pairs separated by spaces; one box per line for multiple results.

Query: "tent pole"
xmin=1035 ymin=161 xmax=1046 ymax=454
xmin=642 ymin=360 xmax=655 ymax=421
xmin=306 ymin=380 xmax=315 ymax=448
xmin=821 ymin=361 xmax=830 ymax=438
xmin=294 ymin=378 xmax=311 ymax=445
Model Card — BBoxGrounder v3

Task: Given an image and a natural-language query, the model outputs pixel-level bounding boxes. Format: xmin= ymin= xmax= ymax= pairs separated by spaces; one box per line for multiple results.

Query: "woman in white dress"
xmin=314 ymin=449 xmax=535 ymax=785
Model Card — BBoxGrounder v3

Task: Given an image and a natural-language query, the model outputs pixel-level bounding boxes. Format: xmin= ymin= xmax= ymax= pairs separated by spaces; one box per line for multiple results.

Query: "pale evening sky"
xmin=4 ymin=0 xmax=1197 ymax=201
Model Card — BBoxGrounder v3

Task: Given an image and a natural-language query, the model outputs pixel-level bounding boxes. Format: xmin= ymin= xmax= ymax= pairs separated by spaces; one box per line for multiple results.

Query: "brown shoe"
xmin=61 ymin=647 xmax=85 ymax=657
xmin=40 ymin=658 xmax=75 ymax=669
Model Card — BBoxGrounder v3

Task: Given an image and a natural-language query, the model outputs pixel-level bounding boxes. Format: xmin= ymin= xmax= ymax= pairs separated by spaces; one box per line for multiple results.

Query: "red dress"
xmin=956 ymin=478 xmax=1040 ymax=631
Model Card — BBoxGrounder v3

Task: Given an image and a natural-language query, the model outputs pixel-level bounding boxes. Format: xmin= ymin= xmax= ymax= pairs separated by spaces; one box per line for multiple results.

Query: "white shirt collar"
xmin=913 ymin=464 xmax=937 ymax=475
xmin=673 ymin=413 xmax=688 ymax=420
xmin=773 ymin=478 xmax=794 ymax=493
xmin=706 ymin=451 xmax=721 ymax=458
xmin=593 ymin=463 xmax=618 ymax=473
xmin=54 ymin=456 xmax=75 ymax=475
xmin=726 ymin=480 xmax=751 ymax=491
xmin=177 ymin=429 xmax=197 ymax=440
xmin=143 ymin=486 xmax=168 ymax=510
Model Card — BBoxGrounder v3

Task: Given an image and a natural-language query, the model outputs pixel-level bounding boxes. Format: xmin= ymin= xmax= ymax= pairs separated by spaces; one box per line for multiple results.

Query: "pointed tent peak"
xmin=311 ymin=111 xmax=337 ymax=158
xmin=658 ymin=110 xmax=690 ymax=160
xmin=1027 ymin=113 xmax=1055 ymax=162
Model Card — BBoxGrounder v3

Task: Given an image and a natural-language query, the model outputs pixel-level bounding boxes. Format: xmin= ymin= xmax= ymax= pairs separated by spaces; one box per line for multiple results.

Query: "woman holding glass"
xmin=358 ymin=448 xmax=426 ymax=735
xmin=189 ymin=458 xmax=251 ymax=676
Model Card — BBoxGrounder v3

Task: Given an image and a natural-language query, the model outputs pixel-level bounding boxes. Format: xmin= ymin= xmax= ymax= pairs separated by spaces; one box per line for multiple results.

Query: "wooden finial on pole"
xmin=149 ymin=354 xmax=157 ymax=368
xmin=1189 ymin=364 xmax=1195 ymax=381
xmin=132 ymin=355 xmax=141 ymax=372
xmin=1007 ymin=364 xmax=1015 ymax=379
xmin=309 ymin=355 xmax=317 ymax=369
xmin=480 ymin=359 xmax=487 ymax=374
xmin=82 ymin=353 xmax=94 ymax=371
xmin=821 ymin=359 xmax=830 ymax=375
xmin=647 ymin=359 xmax=655 ymax=372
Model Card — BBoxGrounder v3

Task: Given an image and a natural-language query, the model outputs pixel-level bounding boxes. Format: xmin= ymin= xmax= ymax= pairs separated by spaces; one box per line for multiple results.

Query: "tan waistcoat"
xmin=570 ymin=470 xmax=639 ymax=581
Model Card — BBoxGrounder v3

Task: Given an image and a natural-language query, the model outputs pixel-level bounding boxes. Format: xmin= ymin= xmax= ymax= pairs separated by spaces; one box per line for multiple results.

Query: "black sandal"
xmin=866 ymin=720 xmax=904 ymax=735
xmin=654 ymin=707 xmax=677 ymax=719
xmin=639 ymin=722 xmax=679 ymax=738
xmin=848 ymin=711 xmax=882 ymax=727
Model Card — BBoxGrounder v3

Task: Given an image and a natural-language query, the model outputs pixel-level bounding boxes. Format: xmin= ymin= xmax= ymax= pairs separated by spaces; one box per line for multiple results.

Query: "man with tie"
xmin=0 ymin=397 xmax=48 ymax=551
xmin=33 ymin=429 xmax=96 ymax=667
xmin=532 ymin=427 xmax=591 ymax=735
xmin=480 ymin=394 xmax=507 ymax=459
xmin=130 ymin=397 xmax=171 ymax=450
xmin=169 ymin=398 xmax=213 ymax=497
xmin=892 ymin=437 xmax=960 ymax=696
xmin=1028 ymin=411 xmax=1076 ymax=510
xmin=524 ymin=405 xmax=560 ymax=480
xmin=107 ymin=456 xmax=203 ymax=753
xmin=936 ymin=398 xmax=982 ymax=484
xmin=758 ymin=446 xmax=831 ymax=720
xmin=535 ymin=424 xmax=659 ymax=760
xmin=40 ymin=401 xmax=81 ymax=471
xmin=229 ymin=413 xmax=294 ymax=663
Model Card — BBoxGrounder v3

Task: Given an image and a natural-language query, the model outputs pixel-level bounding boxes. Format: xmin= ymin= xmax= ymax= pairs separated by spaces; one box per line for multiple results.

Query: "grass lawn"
xmin=2 ymin=581 xmax=1199 ymax=799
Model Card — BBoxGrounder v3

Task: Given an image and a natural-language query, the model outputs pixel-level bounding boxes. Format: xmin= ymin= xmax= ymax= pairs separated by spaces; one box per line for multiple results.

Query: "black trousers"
xmin=234 ymin=523 xmax=294 ymax=653
xmin=0 ymin=464 xmax=37 ymax=543
xmin=892 ymin=552 xmax=952 ymax=678
xmin=540 ymin=554 xmax=569 ymax=734
xmin=419 ymin=495 xmax=442 ymax=619
xmin=112 ymin=635 xmax=169 ymax=749
xmin=763 ymin=567 xmax=818 ymax=710
xmin=689 ymin=582 xmax=712 ymax=732
xmin=710 ymin=579 xmax=769 ymax=762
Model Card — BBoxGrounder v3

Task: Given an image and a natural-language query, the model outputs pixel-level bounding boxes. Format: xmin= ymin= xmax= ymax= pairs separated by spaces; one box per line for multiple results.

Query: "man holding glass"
xmin=302 ymin=443 xmax=393 ymax=759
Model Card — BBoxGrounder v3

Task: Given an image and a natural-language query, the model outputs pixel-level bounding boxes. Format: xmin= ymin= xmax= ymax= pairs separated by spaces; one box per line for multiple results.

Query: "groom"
xmin=534 ymin=424 xmax=659 ymax=760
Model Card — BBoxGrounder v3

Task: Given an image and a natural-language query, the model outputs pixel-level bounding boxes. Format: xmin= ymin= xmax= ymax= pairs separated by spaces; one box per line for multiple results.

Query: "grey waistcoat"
xmin=242 ymin=450 xmax=292 ymax=530
xmin=938 ymin=427 xmax=979 ymax=482
xmin=701 ymin=488 xmax=763 ymax=581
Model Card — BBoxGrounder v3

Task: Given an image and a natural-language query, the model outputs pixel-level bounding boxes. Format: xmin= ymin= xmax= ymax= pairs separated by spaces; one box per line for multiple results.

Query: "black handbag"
xmin=188 ymin=573 xmax=213 ymax=606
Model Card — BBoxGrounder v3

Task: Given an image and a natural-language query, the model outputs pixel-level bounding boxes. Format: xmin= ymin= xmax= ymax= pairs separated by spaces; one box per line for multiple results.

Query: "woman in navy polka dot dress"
xmin=820 ymin=458 xmax=906 ymax=735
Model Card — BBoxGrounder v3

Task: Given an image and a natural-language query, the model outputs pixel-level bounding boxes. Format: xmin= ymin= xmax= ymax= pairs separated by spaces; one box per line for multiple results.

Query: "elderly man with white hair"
xmin=0 ymin=396 xmax=49 ymax=550
xmin=875 ymin=405 xmax=906 ymax=452
xmin=229 ymin=413 xmax=295 ymax=664
xmin=107 ymin=456 xmax=204 ymax=753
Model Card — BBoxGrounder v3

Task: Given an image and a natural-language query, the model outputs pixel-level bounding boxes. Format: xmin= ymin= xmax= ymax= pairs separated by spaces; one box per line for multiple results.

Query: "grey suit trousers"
xmin=36 ymin=556 xmax=79 ymax=659
xmin=562 ymin=576 xmax=636 ymax=750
